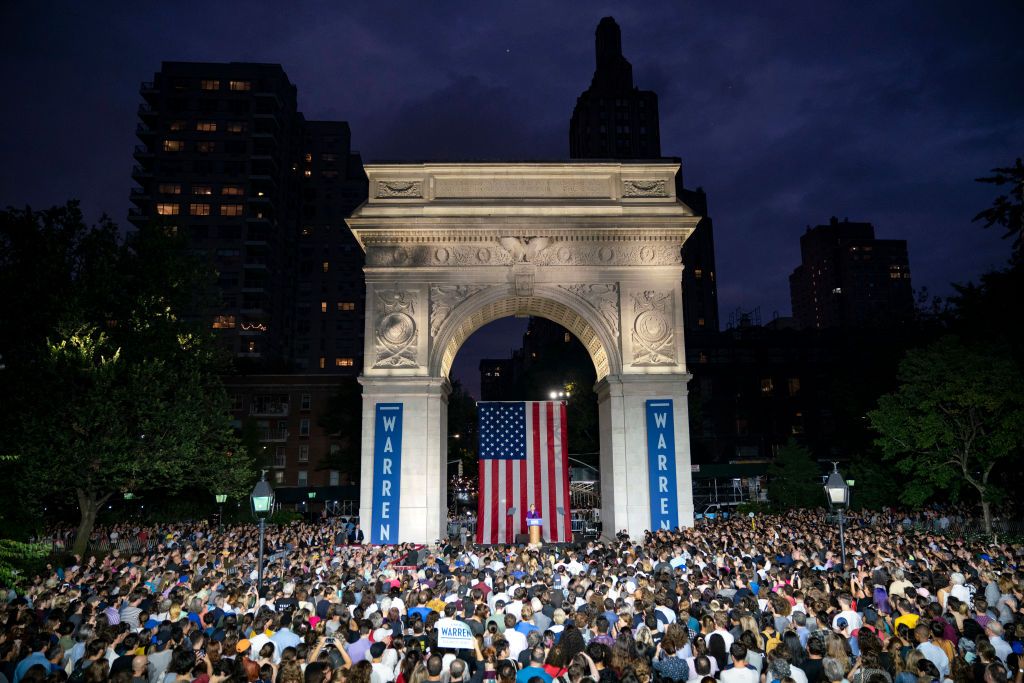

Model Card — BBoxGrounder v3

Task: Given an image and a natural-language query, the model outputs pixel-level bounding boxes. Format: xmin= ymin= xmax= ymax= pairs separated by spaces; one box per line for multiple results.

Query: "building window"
xmin=169 ymin=120 xmax=187 ymax=131
xmin=788 ymin=377 xmax=801 ymax=396
xmin=192 ymin=185 xmax=213 ymax=196
xmin=231 ymin=393 xmax=244 ymax=411
xmin=196 ymin=121 xmax=217 ymax=132
xmin=274 ymin=471 xmax=284 ymax=484
xmin=564 ymin=333 xmax=571 ymax=343
xmin=273 ymin=446 xmax=286 ymax=468
xmin=337 ymin=302 xmax=355 ymax=311
xmin=227 ymin=121 xmax=246 ymax=133
xmin=302 ymin=226 xmax=313 ymax=237
xmin=761 ymin=378 xmax=774 ymax=395
xmin=791 ymin=412 xmax=805 ymax=435
xmin=247 ymin=340 xmax=256 ymax=352
xmin=319 ymin=357 xmax=325 ymax=369
xmin=329 ymin=470 xmax=339 ymax=486
xmin=196 ymin=141 xmax=215 ymax=154
xmin=301 ymin=393 xmax=311 ymax=410
xmin=158 ymin=183 xmax=181 ymax=195
xmin=698 ymin=318 xmax=706 ymax=327
xmin=335 ymin=358 xmax=353 ymax=367
xmin=201 ymin=79 xmax=220 ymax=90
xmin=162 ymin=139 xmax=184 ymax=152
xmin=212 ymin=315 xmax=235 ymax=329
xmin=320 ymin=301 xmax=328 ymax=313
xmin=298 ymin=445 xmax=309 ymax=463
xmin=303 ymin=169 xmax=312 ymax=177
xmin=694 ymin=268 xmax=703 ymax=279
xmin=189 ymin=203 xmax=211 ymax=216
xmin=229 ymin=80 xmax=252 ymax=91
xmin=220 ymin=204 xmax=243 ymax=216
xmin=322 ymin=261 xmax=329 ymax=273
xmin=222 ymin=185 xmax=244 ymax=196
xmin=156 ymin=203 xmax=180 ymax=216
xmin=299 ymin=418 xmax=310 ymax=437
xmin=297 ymin=470 xmax=308 ymax=487
xmin=304 ymin=153 xmax=313 ymax=162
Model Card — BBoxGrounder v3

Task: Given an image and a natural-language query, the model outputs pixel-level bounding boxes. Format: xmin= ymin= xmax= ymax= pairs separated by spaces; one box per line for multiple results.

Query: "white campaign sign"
xmin=436 ymin=618 xmax=476 ymax=649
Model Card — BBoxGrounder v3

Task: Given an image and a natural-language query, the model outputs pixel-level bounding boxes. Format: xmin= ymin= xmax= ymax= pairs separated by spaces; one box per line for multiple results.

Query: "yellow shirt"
xmin=894 ymin=613 xmax=919 ymax=631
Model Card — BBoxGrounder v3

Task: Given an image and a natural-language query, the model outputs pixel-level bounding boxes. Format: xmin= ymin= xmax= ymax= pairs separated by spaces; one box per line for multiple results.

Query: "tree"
xmin=868 ymin=337 xmax=1024 ymax=533
xmin=974 ymin=157 xmax=1024 ymax=265
xmin=0 ymin=204 xmax=249 ymax=554
xmin=766 ymin=440 xmax=823 ymax=508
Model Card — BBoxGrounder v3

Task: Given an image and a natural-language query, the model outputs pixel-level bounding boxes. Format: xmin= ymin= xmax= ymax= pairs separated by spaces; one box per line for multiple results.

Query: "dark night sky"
xmin=2 ymin=2 xmax=1021 ymax=396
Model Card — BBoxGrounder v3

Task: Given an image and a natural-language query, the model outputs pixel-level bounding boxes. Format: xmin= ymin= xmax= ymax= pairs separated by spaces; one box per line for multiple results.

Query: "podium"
xmin=527 ymin=517 xmax=543 ymax=545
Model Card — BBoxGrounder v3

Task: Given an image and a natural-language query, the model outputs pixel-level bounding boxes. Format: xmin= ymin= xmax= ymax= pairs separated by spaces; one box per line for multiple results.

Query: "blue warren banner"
xmin=645 ymin=399 xmax=679 ymax=531
xmin=371 ymin=403 xmax=403 ymax=544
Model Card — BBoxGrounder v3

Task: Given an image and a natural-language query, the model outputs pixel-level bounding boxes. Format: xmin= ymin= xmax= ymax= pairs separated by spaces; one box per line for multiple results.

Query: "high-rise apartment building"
xmin=789 ymin=217 xmax=913 ymax=329
xmin=129 ymin=62 xmax=368 ymax=489
xmin=130 ymin=62 xmax=367 ymax=371
xmin=569 ymin=18 xmax=719 ymax=333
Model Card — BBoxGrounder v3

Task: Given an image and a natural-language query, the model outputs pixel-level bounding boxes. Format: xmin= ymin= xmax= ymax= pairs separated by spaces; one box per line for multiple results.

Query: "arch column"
xmin=597 ymin=374 xmax=695 ymax=538
xmin=358 ymin=376 xmax=450 ymax=544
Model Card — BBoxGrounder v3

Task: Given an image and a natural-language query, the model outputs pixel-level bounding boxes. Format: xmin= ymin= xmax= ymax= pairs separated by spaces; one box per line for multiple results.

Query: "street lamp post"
xmin=307 ymin=490 xmax=317 ymax=524
xmin=215 ymin=494 xmax=227 ymax=529
xmin=824 ymin=462 xmax=850 ymax=568
xmin=250 ymin=472 xmax=275 ymax=594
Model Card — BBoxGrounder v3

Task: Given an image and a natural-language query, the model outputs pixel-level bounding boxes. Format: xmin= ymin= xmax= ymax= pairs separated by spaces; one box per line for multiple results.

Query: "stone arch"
xmin=430 ymin=284 xmax=621 ymax=381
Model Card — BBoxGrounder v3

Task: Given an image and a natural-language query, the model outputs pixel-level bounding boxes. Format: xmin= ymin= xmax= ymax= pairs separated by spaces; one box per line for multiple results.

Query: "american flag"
xmin=476 ymin=401 xmax=572 ymax=544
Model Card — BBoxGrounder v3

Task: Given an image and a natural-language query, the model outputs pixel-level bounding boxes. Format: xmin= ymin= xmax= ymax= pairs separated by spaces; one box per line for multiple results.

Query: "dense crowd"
xmin=3 ymin=508 xmax=1023 ymax=683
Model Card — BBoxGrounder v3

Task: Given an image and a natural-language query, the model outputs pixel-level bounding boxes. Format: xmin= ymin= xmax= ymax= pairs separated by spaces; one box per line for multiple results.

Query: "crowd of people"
xmin=2 ymin=508 xmax=1022 ymax=683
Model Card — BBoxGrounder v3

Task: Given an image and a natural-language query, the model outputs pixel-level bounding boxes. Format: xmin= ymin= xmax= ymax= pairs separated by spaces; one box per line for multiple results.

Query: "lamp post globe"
xmin=250 ymin=472 xmax=274 ymax=593
xmin=823 ymin=463 xmax=849 ymax=568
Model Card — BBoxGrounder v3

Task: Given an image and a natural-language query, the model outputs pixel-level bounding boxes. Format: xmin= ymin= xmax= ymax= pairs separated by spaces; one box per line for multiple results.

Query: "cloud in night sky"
xmin=2 ymin=1 xmax=1021 ymax=392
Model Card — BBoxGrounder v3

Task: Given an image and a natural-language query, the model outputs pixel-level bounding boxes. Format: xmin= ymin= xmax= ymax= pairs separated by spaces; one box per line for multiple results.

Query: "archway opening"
xmin=445 ymin=314 xmax=602 ymax=542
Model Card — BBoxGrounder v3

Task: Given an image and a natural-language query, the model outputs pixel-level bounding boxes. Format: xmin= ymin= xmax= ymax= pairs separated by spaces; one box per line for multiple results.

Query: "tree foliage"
xmin=0 ymin=203 xmax=252 ymax=553
xmin=868 ymin=336 xmax=1024 ymax=532
xmin=767 ymin=439 xmax=823 ymax=508
xmin=974 ymin=157 xmax=1024 ymax=265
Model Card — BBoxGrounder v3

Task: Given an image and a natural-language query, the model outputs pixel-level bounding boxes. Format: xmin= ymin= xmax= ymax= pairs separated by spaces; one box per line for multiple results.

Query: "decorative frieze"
xmin=630 ymin=290 xmax=676 ymax=365
xmin=429 ymin=285 xmax=485 ymax=337
xmin=375 ymin=180 xmax=423 ymax=199
xmin=622 ymin=179 xmax=669 ymax=198
xmin=373 ymin=289 xmax=419 ymax=368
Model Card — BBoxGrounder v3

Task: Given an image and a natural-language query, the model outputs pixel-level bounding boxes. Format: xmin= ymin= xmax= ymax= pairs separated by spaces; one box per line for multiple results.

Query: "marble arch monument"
xmin=345 ymin=161 xmax=700 ymax=543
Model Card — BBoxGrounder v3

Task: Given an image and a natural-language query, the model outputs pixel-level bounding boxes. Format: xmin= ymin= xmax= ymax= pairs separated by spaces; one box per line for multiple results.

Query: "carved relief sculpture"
xmin=560 ymin=284 xmax=620 ymax=340
xmin=630 ymin=290 xmax=676 ymax=365
xmin=376 ymin=180 xmax=423 ymax=199
xmin=374 ymin=289 xmax=419 ymax=368
xmin=622 ymin=179 xmax=669 ymax=198
xmin=430 ymin=285 xmax=485 ymax=337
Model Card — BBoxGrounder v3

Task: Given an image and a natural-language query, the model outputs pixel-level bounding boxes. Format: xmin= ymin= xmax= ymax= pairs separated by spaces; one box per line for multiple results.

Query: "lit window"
xmin=564 ymin=333 xmax=571 ymax=343
xmin=229 ymin=80 xmax=251 ymax=91
xmin=304 ymin=153 xmax=313 ymax=162
xmin=156 ymin=203 xmax=179 ymax=216
xmin=322 ymin=153 xmax=337 ymax=162
xmin=319 ymin=357 xmax=325 ymax=369
xmin=297 ymin=470 xmax=308 ymax=486
xmin=196 ymin=121 xmax=217 ymax=132
xmin=761 ymin=378 xmax=774 ymax=394
xmin=335 ymin=358 xmax=354 ymax=367
xmin=302 ymin=226 xmax=313 ymax=236
xmin=274 ymin=471 xmax=284 ymax=484
xmin=189 ymin=203 xmax=211 ymax=216
xmin=247 ymin=340 xmax=256 ymax=352
xmin=227 ymin=121 xmax=246 ymax=133
xmin=169 ymin=120 xmax=187 ymax=131
xmin=322 ymin=261 xmax=330 ymax=273
xmin=193 ymin=185 xmax=213 ymax=195
xmin=196 ymin=141 xmax=215 ymax=153
xmin=299 ymin=419 xmax=310 ymax=437
xmin=201 ymin=79 xmax=220 ymax=90
xmin=832 ymin=287 xmax=843 ymax=294
xmin=303 ymin=169 xmax=312 ymax=177
xmin=320 ymin=301 xmax=328 ymax=313
xmin=298 ymin=445 xmax=309 ymax=462
xmin=158 ymin=183 xmax=181 ymax=195
xmin=162 ymin=140 xmax=184 ymax=152
xmin=212 ymin=315 xmax=236 ymax=329
xmin=301 ymin=393 xmax=311 ymax=410
xmin=220 ymin=204 xmax=243 ymax=216
xmin=698 ymin=318 xmax=705 ymax=327
xmin=222 ymin=185 xmax=244 ymax=196
xmin=274 ymin=446 xmax=286 ymax=468
xmin=337 ymin=302 xmax=355 ymax=311
xmin=694 ymin=269 xmax=703 ymax=279
xmin=788 ymin=378 xmax=801 ymax=396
